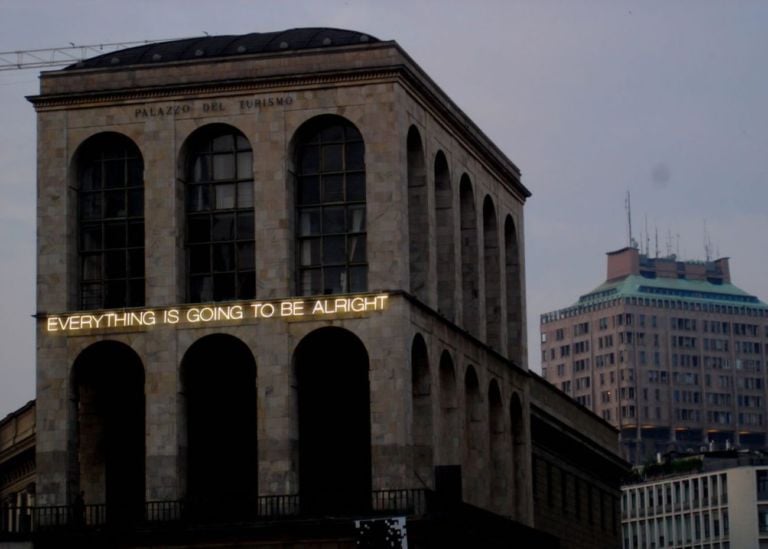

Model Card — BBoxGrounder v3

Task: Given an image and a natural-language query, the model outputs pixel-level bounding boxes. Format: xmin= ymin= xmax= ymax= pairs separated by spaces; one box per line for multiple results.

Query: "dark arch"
xmin=181 ymin=334 xmax=257 ymax=515
xmin=72 ymin=341 xmax=145 ymax=522
xmin=295 ymin=327 xmax=371 ymax=513
xmin=488 ymin=379 xmax=507 ymax=512
xmin=74 ymin=132 xmax=144 ymax=310
xmin=292 ymin=115 xmax=366 ymax=296
xmin=411 ymin=334 xmax=433 ymax=486
xmin=483 ymin=196 xmax=501 ymax=350
xmin=181 ymin=124 xmax=255 ymax=302
xmin=464 ymin=365 xmax=483 ymax=503
xmin=459 ymin=176 xmax=479 ymax=335
xmin=510 ymin=392 xmax=526 ymax=519
xmin=407 ymin=127 xmax=429 ymax=301
xmin=434 ymin=152 xmax=455 ymax=320
xmin=505 ymin=215 xmax=523 ymax=364
xmin=438 ymin=351 xmax=459 ymax=465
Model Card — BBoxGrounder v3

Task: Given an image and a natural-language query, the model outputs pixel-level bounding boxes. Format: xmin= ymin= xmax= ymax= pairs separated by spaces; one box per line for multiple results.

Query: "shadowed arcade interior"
xmin=295 ymin=327 xmax=372 ymax=514
xmin=72 ymin=341 xmax=145 ymax=522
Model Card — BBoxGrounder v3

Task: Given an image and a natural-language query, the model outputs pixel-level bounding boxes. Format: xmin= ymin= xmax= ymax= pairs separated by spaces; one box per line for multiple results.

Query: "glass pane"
xmin=211 ymin=213 xmax=235 ymax=241
xmin=320 ymin=125 xmax=344 ymax=142
xmin=104 ymin=251 xmax=126 ymax=279
xmin=190 ymin=275 xmax=212 ymax=303
xmin=80 ymin=165 xmax=101 ymax=191
xmin=236 ymin=151 xmax=252 ymax=179
xmin=213 ymin=273 xmax=236 ymax=300
xmin=213 ymin=243 xmax=235 ymax=272
xmin=322 ymin=144 xmax=343 ymax=172
xmin=299 ymin=238 xmax=321 ymax=266
xmin=323 ymin=206 xmax=345 ymax=234
xmin=80 ymin=192 xmax=102 ymax=220
xmin=238 ymin=272 xmax=255 ymax=299
xmin=103 ymin=159 xmax=125 ymax=188
xmin=322 ymin=175 xmax=343 ymax=202
xmin=299 ymin=145 xmax=319 ymax=174
xmin=213 ymin=154 xmax=235 ymax=181
xmin=323 ymin=266 xmax=345 ymax=294
xmin=236 ymin=135 xmax=250 ymax=151
xmin=128 ymin=249 xmax=144 ymax=278
xmin=189 ymin=245 xmax=210 ymax=274
xmin=127 ymin=158 xmax=143 ymax=186
xmin=298 ymin=176 xmax=320 ymax=205
xmin=81 ymin=283 xmax=102 ymax=309
xmin=128 ymin=279 xmax=144 ymax=306
xmin=348 ymin=205 xmax=366 ymax=232
xmin=346 ymin=142 xmax=364 ymax=170
xmin=214 ymin=183 xmax=236 ymax=209
xmin=104 ymin=223 xmax=126 ymax=249
xmin=127 ymin=189 xmax=143 ymax=216
xmin=237 ymin=242 xmax=255 ymax=270
xmin=346 ymin=173 xmax=366 ymax=201
xmin=212 ymin=134 xmax=234 ymax=152
xmin=188 ymin=215 xmax=210 ymax=243
xmin=104 ymin=280 xmax=127 ymax=308
xmin=82 ymin=254 xmax=101 ymax=281
xmin=193 ymin=156 xmax=211 ymax=182
xmin=300 ymin=269 xmax=321 ymax=295
xmin=349 ymin=266 xmax=367 ymax=292
xmin=236 ymin=212 xmax=254 ymax=240
xmin=127 ymin=222 xmax=144 ymax=247
xmin=299 ymin=209 xmax=321 ymax=236
xmin=322 ymin=235 xmax=345 ymax=264
xmin=348 ymin=235 xmax=366 ymax=263
xmin=104 ymin=190 xmax=127 ymax=218
xmin=237 ymin=181 xmax=254 ymax=208
xmin=186 ymin=184 xmax=209 ymax=211
xmin=81 ymin=225 xmax=102 ymax=251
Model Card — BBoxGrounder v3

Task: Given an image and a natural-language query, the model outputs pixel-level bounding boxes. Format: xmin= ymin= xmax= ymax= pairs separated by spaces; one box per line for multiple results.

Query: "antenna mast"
xmin=625 ymin=191 xmax=636 ymax=248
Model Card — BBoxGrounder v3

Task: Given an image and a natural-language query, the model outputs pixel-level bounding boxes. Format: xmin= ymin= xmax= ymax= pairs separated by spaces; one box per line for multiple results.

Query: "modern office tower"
xmin=622 ymin=451 xmax=768 ymax=548
xmin=542 ymin=246 xmax=768 ymax=463
xmin=3 ymin=28 xmax=627 ymax=547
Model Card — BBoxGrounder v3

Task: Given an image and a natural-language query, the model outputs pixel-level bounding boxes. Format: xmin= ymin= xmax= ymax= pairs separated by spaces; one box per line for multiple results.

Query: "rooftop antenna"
xmin=654 ymin=225 xmax=660 ymax=258
xmin=703 ymin=220 xmax=713 ymax=262
xmin=676 ymin=232 xmax=680 ymax=258
xmin=666 ymin=229 xmax=672 ymax=257
xmin=644 ymin=215 xmax=650 ymax=257
xmin=625 ymin=191 xmax=638 ymax=249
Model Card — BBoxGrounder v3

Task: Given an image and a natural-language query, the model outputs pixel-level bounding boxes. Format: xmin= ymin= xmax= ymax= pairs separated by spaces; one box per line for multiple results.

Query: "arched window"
xmin=184 ymin=125 xmax=254 ymax=302
xmin=294 ymin=116 xmax=366 ymax=295
xmin=483 ymin=196 xmax=501 ymax=350
xmin=434 ymin=152 xmax=455 ymax=320
xmin=459 ymin=175 xmax=479 ymax=334
xmin=407 ymin=127 xmax=428 ymax=301
xmin=77 ymin=133 xmax=144 ymax=309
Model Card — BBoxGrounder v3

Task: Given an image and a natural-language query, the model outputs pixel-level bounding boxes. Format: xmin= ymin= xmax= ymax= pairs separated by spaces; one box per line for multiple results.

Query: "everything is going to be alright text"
xmin=45 ymin=295 xmax=389 ymax=333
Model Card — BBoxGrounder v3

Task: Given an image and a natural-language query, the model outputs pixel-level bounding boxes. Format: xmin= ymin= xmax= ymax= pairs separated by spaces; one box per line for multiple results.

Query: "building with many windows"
xmin=541 ymin=246 xmax=768 ymax=463
xmin=622 ymin=451 xmax=768 ymax=548
xmin=2 ymin=28 xmax=626 ymax=547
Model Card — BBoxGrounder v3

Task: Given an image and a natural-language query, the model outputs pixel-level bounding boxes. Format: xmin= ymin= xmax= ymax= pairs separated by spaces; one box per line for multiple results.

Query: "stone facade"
xmin=22 ymin=29 xmax=624 ymax=547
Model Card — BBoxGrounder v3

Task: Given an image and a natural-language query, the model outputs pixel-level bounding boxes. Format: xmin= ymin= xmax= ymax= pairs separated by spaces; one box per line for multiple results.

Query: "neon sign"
xmin=44 ymin=294 xmax=389 ymax=333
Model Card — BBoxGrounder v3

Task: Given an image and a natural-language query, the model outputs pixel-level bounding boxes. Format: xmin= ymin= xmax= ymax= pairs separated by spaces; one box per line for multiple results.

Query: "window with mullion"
xmin=77 ymin=134 xmax=144 ymax=310
xmin=296 ymin=118 xmax=366 ymax=296
xmin=185 ymin=126 xmax=254 ymax=303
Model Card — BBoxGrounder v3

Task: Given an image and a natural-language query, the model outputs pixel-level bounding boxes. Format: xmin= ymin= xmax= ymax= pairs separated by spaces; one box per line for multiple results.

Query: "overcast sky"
xmin=1 ymin=1 xmax=767 ymax=417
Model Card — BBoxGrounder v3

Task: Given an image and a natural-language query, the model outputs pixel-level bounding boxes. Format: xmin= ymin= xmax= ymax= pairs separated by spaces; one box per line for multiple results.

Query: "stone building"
xmin=11 ymin=28 xmax=626 ymax=547
xmin=541 ymin=246 xmax=768 ymax=464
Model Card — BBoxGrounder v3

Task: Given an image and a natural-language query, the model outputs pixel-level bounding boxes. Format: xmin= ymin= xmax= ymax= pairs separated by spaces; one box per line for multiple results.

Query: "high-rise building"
xmin=1 ymin=28 xmax=627 ymax=548
xmin=541 ymin=246 xmax=768 ymax=463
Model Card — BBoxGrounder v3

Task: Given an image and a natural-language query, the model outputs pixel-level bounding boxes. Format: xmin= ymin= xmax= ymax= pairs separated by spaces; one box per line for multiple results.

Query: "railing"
xmin=1 ymin=490 xmax=426 ymax=536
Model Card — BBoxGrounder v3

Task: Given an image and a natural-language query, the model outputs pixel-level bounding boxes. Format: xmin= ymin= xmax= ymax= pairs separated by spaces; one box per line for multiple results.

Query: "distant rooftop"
xmin=65 ymin=28 xmax=381 ymax=70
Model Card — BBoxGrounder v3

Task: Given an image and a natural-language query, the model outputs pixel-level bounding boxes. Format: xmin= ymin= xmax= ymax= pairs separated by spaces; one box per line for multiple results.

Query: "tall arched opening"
xmin=510 ymin=392 xmax=526 ymax=519
xmin=434 ymin=152 xmax=455 ymax=321
xmin=181 ymin=334 xmax=258 ymax=516
xmin=411 ymin=334 xmax=433 ymax=487
xmin=72 ymin=341 xmax=145 ymax=522
xmin=463 ymin=365 xmax=483 ymax=503
xmin=438 ymin=351 xmax=459 ymax=465
xmin=459 ymin=176 xmax=479 ymax=335
xmin=295 ymin=327 xmax=371 ymax=514
xmin=407 ymin=126 xmax=429 ymax=301
xmin=483 ymin=196 xmax=501 ymax=350
xmin=505 ymin=215 xmax=523 ymax=364
xmin=488 ymin=380 xmax=507 ymax=512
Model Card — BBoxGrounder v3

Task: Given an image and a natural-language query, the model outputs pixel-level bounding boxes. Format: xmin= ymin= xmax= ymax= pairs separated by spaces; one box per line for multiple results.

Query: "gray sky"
xmin=1 ymin=1 xmax=767 ymax=416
